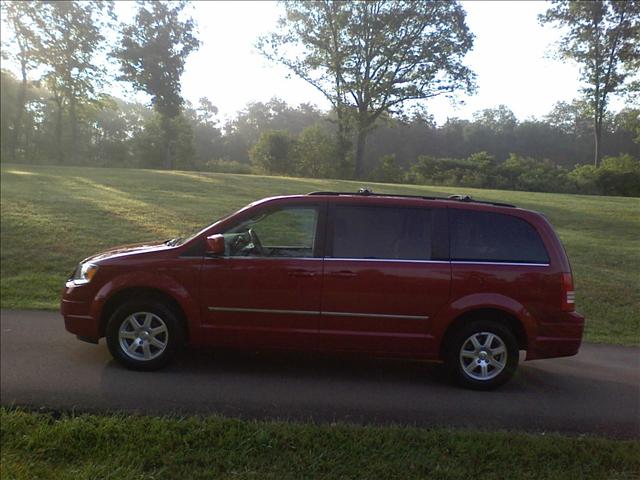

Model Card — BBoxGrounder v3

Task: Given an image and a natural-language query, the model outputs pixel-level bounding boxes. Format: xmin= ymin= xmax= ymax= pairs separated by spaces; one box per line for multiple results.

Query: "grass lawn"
xmin=1 ymin=164 xmax=639 ymax=345
xmin=1 ymin=408 xmax=639 ymax=480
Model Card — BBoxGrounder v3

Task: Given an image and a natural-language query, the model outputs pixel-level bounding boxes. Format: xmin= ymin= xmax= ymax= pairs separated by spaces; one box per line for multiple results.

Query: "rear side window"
xmin=450 ymin=210 xmax=549 ymax=264
xmin=331 ymin=206 xmax=433 ymax=260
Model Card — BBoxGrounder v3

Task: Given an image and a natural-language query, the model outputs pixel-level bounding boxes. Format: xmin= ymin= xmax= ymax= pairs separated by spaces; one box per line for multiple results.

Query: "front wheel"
xmin=106 ymin=299 xmax=182 ymax=371
xmin=444 ymin=320 xmax=519 ymax=390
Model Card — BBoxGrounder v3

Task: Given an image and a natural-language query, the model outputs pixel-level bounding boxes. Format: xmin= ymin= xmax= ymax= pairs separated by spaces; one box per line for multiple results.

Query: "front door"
xmin=320 ymin=203 xmax=451 ymax=356
xmin=200 ymin=202 xmax=325 ymax=350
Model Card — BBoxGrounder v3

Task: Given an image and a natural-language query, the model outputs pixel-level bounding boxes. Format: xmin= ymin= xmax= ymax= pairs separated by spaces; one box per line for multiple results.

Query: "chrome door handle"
xmin=330 ymin=270 xmax=356 ymax=278
xmin=288 ymin=270 xmax=316 ymax=277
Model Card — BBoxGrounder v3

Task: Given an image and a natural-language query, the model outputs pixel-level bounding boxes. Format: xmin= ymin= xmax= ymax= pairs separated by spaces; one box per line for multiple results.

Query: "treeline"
xmin=247 ymin=122 xmax=640 ymax=197
xmin=1 ymin=68 xmax=639 ymax=196
xmin=401 ymin=153 xmax=639 ymax=197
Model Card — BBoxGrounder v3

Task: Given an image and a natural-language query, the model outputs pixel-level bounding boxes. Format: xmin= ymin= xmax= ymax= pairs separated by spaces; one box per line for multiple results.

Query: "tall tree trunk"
xmin=594 ymin=117 xmax=601 ymax=168
xmin=24 ymin=113 xmax=32 ymax=163
xmin=326 ymin=2 xmax=350 ymax=178
xmin=354 ymin=126 xmax=368 ymax=179
xmin=161 ymin=115 xmax=173 ymax=169
xmin=54 ymin=96 xmax=63 ymax=164
xmin=163 ymin=139 xmax=172 ymax=169
xmin=335 ymin=107 xmax=351 ymax=178
xmin=69 ymin=95 xmax=78 ymax=164
xmin=11 ymin=61 xmax=28 ymax=162
xmin=591 ymin=8 xmax=602 ymax=168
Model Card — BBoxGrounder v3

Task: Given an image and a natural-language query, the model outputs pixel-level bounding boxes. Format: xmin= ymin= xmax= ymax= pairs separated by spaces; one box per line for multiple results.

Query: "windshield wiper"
xmin=164 ymin=237 xmax=183 ymax=247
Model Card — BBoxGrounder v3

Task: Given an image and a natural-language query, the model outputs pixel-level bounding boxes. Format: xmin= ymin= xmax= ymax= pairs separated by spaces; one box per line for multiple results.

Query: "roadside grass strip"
xmin=1 ymin=408 xmax=639 ymax=480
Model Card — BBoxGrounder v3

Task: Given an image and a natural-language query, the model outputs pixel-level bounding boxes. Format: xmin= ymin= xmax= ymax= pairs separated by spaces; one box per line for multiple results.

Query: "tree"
xmin=259 ymin=0 xmax=475 ymax=178
xmin=544 ymin=100 xmax=591 ymax=137
xmin=185 ymin=97 xmax=223 ymax=167
xmin=473 ymin=105 xmax=518 ymax=134
xmin=540 ymin=1 xmax=640 ymax=167
xmin=249 ymin=130 xmax=296 ymax=175
xmin=613 ymin=108 xmax=640 ymax=144
xmin=0 ymin=71 xmax=20 ymax=160
xmin=90 ymin=97 xmax=151 ymax=167
xmin=223 ymin=98 xmax=323 ymax=163
xmin=134 ymin=112 xmax=195 ymax=170
xmin=372 ymin=153 xmax=403 ymax=183
xmin=296 ymin=124 xmax=340 ymax=178
xmin=1 ymin=1 xmax=41 ymax=162
xmin=116 ymin=1 xmax=200 ymax=169
xmin=33 ymin=1 xmax=115 ymax=163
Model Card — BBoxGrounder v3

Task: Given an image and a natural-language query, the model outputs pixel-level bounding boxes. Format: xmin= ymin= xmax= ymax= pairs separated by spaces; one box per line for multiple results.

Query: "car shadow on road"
xmin=92 ymin=345 xmax=640 ymax=438
xmin=114 ymin=348 xmax=447 ymax=382
xmin=98 ymin=347 xmax=536 ymax=393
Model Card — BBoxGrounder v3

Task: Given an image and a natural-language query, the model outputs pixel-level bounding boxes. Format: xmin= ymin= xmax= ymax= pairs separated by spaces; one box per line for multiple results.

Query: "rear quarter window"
xmin=450 ymin=210 xmax=549 ymax=264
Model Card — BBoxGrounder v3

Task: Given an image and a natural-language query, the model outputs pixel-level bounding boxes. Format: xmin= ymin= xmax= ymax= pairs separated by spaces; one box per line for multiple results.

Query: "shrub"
xmin=595 ymin=154 xmax=640 ymax=196
xmin=568 ymin=164 xmax=599 ymax=194
xmin=371 ymin=154 xmax=403 ymax=183
xmin=295 ymin=124 xmax=340 ymax=178
xmin=498 ymin=154 xmax=569 ymax=193
xmin=249 ymin=130 xmax=296 ymax=175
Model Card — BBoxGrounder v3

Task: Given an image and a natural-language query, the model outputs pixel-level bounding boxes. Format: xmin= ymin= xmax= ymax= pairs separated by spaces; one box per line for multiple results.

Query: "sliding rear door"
xmin=319 ymin=203 xmax=450 ymax=356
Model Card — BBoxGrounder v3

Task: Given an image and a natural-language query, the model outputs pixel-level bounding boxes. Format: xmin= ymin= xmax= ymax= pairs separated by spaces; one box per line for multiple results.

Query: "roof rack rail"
xmin=306 ymin=189 xmax=516 ymax=208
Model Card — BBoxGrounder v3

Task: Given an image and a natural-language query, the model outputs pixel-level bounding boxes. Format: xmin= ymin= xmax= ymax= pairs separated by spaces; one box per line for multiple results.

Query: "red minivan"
xmin=61 ymin=190 xmax=585 ymax=389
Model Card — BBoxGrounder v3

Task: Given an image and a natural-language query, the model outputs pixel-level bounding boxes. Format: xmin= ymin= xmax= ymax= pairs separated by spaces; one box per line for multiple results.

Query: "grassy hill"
xmin=1 ymin=164 xmax=638 ymax=345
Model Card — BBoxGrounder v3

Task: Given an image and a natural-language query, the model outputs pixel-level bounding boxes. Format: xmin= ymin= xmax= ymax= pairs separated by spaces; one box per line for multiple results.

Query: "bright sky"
xmin=4 ymin=1 xmax=629 ymax=124
xmin=173 ymin=0 xmax=591 ymax=123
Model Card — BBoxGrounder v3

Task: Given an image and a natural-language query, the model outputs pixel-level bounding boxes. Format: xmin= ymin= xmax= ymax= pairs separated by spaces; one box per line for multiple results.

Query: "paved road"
xmin=1 ymin=310 xmax=638 ymax=438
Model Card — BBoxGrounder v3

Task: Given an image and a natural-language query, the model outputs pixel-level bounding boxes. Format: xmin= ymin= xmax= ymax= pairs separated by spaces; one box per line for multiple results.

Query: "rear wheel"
xmin=445 ymin=320 xmax=519 ymax=390
xmin=106 ymin=299 xmax=183 ymax=371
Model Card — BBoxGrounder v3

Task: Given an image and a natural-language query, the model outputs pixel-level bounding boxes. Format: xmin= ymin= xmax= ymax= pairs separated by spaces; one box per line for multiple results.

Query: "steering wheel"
xmin=247 ymin=228 xmax=265 ymax=256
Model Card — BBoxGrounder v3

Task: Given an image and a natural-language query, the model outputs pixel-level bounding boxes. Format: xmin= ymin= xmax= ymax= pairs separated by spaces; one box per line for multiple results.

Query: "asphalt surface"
xmin=1 ymin=310 xmax=639 ymax=438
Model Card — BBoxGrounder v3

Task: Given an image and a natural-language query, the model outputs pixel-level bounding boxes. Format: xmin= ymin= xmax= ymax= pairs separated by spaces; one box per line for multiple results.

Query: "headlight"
xmin=73 ymin=263 xmax=99 ymax=285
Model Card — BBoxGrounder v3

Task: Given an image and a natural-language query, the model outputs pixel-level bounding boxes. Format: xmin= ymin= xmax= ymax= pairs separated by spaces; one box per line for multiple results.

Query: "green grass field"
xmin=1 ymin=164 xmax=639 ymax=344
xmin=1 ymin=408 xmax=638 ymax=480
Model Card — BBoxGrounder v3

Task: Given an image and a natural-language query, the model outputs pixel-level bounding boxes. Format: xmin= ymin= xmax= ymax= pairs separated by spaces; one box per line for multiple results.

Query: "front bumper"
xmin=526 ymin=311 xmax=585 ymax=360
xmin=61 ymin=282 xmax=100 ymax=341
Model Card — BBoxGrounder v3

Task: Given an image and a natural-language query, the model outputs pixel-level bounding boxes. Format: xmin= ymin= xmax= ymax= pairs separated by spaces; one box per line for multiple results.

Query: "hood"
xmin=83 ymin=240 xmax=172 ymax=264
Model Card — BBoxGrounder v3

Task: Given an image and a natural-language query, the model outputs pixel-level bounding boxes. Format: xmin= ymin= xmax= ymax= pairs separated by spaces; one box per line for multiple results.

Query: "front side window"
xmin=450 ymin=210 xmax=549 ymax=264
xmin=331 ymin=206 xmax=433 ymax=260
xmin=223 ymin=206 xmax=319 ymax=258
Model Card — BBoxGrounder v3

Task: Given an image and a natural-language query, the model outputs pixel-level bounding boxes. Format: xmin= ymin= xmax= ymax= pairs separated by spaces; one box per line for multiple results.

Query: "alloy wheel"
xmin=459 ymin=331 xmax=508 ymax=381
xmin=118 ymin=311 xmax=169 ymax=361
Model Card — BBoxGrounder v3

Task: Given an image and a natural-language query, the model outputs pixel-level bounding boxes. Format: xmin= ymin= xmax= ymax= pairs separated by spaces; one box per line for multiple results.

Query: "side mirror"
xmin=206 ymin=234 xmax=225 ymax=255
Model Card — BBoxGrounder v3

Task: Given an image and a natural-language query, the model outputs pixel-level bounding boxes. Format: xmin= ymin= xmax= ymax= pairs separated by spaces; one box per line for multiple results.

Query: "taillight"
xmin=561 ymin=272 xmax=575 ymax=312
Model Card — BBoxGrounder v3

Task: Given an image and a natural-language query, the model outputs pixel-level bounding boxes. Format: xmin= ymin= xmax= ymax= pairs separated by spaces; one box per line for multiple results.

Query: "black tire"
xmin=106 ymin=298 xmax=183 ymax=371
xmin=444 ymin=320 xmax=519 ymax=390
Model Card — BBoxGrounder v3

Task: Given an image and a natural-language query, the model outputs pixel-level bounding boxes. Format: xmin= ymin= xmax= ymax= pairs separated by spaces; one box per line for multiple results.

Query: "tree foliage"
xmin=116 ymin=1 xmax=199 ymax=118
xmin=222 ymin=99 xmax=324 ymax=164
xmin=296 ymin=124 xmax=341 ymax=178
xmin=540 ymin=0 xmax=640 ymax=166
xmin=372 ymin=154 xmax=403 ymax=183
xmin=259 ymin=0 xmax=475 ymax=178
xmin=38 ymin=1 xmax=115 ymax=162
xmin=2 ymin=0 xmax=114 ymax=163
xmin=116 ymin=0 xmax=200 ymax=168
xmin=249 ymin=130 xmax=296 ymax=175
xmin=1 ymin=1 xmax=41 ymax=161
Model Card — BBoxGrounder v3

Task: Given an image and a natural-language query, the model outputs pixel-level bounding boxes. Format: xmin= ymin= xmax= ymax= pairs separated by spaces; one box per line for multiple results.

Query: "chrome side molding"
xmin=208 ymin=306 xmax=428 ymax=321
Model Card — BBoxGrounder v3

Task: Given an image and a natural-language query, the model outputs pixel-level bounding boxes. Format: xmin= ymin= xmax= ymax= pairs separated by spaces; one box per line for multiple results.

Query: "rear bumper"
xmin=61 ymin=284 xmax=100 ymax=341
xmin=526 ymin=311 xmax=585 ymax=360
